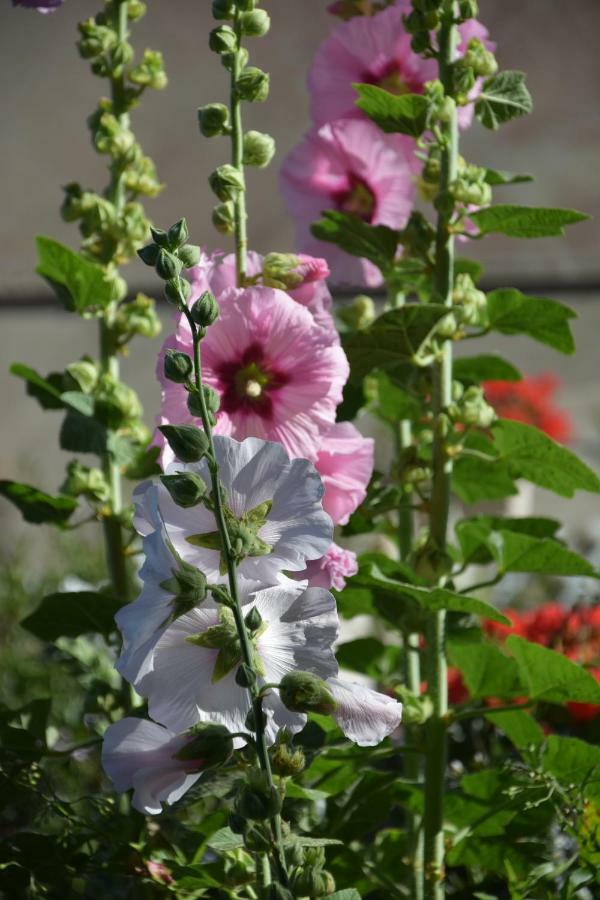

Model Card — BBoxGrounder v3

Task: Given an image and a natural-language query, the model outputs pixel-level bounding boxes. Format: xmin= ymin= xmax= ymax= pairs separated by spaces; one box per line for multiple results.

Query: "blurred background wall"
xmin=1 ymin=0 xmax=599 ymax=553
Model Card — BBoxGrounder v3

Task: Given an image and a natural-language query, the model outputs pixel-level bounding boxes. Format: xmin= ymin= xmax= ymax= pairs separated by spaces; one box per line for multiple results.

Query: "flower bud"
xmin=177 ymin=244 xmax=201 ymax=269
xmin=209 ymin=25 xmax=238 ymax=54
xmin=137 ymin=242 xmax=160 ymax=266
xmin=242 ymin=130 xmax=276 ymax=168
xmin=203 ymin=385 xmax=221 ymax=414
xmin=128 ymin=49 xmax=167 ymax=90
xmin=158 ymin=424 xmax=210 ymax=463
xmin=209 ymin=164 xmax=245 ymax=201
xmin=62 ymin=460 xmax=110 ymax=503
xmin=458 ymin=0 xmax=478 ymax=21
xmin=173 ymin=723 xmax=233 ymax=767
xmin=244 ymin=706 xmax=268 ymax=732
xmin=240 ymin=9 xmax=270 ymax=37
xmin=244 ymin=606 xmax=263 ymax=632
xmin=212 ymin=0 xmax=235 ymax=19
xmin=160 ymin=471 xmax=207 ymax=508
xmin=198 ymin=103 xmax=230 ymax=138
xmin=160 ymin=559 xmax=208 ymax=605
xmin=235 ymin=663 xmax=257 ymax=688
xmin=126 ymin=1 xmax=147 ymax=21
xmin=212 ymin=202 xmax=236 ymax=235
xmin=235 ymin=771 xmax=282 ymax=820
xmin=290 ymin=868 xmax=330 ymax=897
xmin=150 ymin=226 xmax=170 ymax=248
xmin=436 ymin=313 xmax=458 ymax=339
xmin=191 ymin=291 xmax=220 ymax=327
xmin=271 ymin=739 xmax=305 ymax=777
xmin=337 ymin=294 xmax=375 ymax=331
xmin=279 ymin=671 xmax=337 ymax=715
xmin=164 ymin=277 xmax=192 ymax=306
xmin=168 ymin=218 xmax=189 ymax=249
xmin=156 ymin=249 xmax=182 ymax=281
xmin=94 ymin=375 xmax=142 ymax=429
xmin=463 ymin=38 xmax=498 ymax=77
xmin=236 ymin=67 xmax=270 ymax=103
xmin=243 ymin=823 xmax=272 ymax=853
xmin=67 ymin=358 xmax=99 ymax=393
xmin=164 ymin=349 xmax=193 ymax=384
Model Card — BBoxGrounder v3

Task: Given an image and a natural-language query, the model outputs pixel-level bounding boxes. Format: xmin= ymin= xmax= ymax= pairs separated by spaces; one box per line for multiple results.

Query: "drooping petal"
xmin=315 ymin=421 xmax=374 ymax=526
xmin=327 ymin=677 xmax=403 ymax=746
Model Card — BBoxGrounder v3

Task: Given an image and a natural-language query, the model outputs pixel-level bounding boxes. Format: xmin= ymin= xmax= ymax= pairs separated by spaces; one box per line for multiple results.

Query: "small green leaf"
xmin=186 ymin=531 xmax=223 ymax=551
xmin=0 ymin=480 xmax=78 ymax=527
xmin=487 ymin=530 xmax=597 ymax=577
xmin=542 ymin=735 xmax=600 ymax=801
xmin=10 ymin=363 xmax=65 ymax=410
xmin=486 ymin=288 xmax=576 ymax=354
xmin=206 ymin=827 xmax=244 ymax=852
xmin=59 ymin=410 xmax=107 ymax=456
xmin=483 ymin=168 xmax=533 ymax=186
xmin=284 ymin=836 xmax=344 ymax=848
xmin=493 ymin=419 xmax=600 ymax=497
xmin=448 ymin=632 xmax=524 ymax=699
xmin=344 ymin=304 xmax=451 ymax=382
xmin=336 ymin=638 xmax=402 ymax=678
xmin=456 ymin=515 xmax=562 ymax=566
xmin=475 ymin=70 xmax=533 ymax=129
xmin=485 ymin=709 xmax=544 ymax=749
xmin=507 ymin=635 xmax=600 ymax=705
xmin=36 ymin=236 xmax=117 ymax=314
xmin=60 ymin=391 xmax=96 ymax=416
xmin=469 ymin=205 xmax=589 ymax=239
xmin=327 ymin=891 xmax=362 ymax=900
xmin=453 ymin=433 xmax=518 ymax=503
xmin=21 ymin=591 xmax=121 ymax=640
xmin=455 ymin=258 xmax=484 ymax=283
xmin=454 ymin=354 xmax=521 ymax=384
xmin=354 ymin=83 xmax=428 ymax=136
xmin=311 ymin=210 xmax=398 ymax=272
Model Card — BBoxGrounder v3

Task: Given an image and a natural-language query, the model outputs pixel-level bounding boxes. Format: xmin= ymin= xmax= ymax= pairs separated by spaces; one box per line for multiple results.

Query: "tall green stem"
xmin=100 ymin=0 xmax=131 ymax=602
xmin=423 ymin=7 xmax=459 ymax=898
xmin=182 ymin=306 xmax=287 ymax=887
xmin=231 ymin=9 xmax=247 ymax=285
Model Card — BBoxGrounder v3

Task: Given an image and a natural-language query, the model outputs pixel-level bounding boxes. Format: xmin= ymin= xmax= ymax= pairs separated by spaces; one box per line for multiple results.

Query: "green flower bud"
xmin=411 ymin=32 xmax=430 ymax=54
xmin=245 ymin=706 xmax=268 ymax=732
xmin=236 ymin=771 xmax=282 ymax=821
xmin=62 ymin=460 xmax=110 ymax=503
xmin=212 ymin=0 xmax=235 ymax=19
xmin=177 ymin=244 xmax=202 ymax=269
xmin=434 ymin=190 xmax=455 ymax=218
xmin=304 ymin=847 xmax=326 ymax=869
xmin=463 ymin=38 xmax=498 ymax=77
xmin=191 ymin=291 xmax=220 ymax=327
xmin=160 ymin=559 xmax=208 ymax=606
xmin=240 ymin=9 xmax=270 ymax=37
xmin=77 ymin=20 xmax=116 ymax=59
xmin=94 ymin=375 xmax=142 ymax=429
xmin=158 ymin=424 xmax=210 ymax=463
xmin=209 ymin=164 xmax=245 ymax=201
xmin=229 ymin=813 xmax=246 ymax=834
xmin=173 ymin=723 xmax=233 ymax=767
xmin=150 ymin=226 xmax=170 ymax=248
xmin=458 ymin=0 xmax=478 ymax=21
xmin=236 ymin=66 xmax=270 ymax=102
xmin=128 ymin=49 xmax=167 ymax=90
xmin=210 ymin=583 xmax=234 ymax=606
xmin=168 ymin=218 xmax=189 ymax=249
xmin=160 ymin=471 xmax=207 ymax=508
xmin=164 ymin=276 xmax=192 ymax=306
xmin=436 ymin=313 xmax=458 ymax=339
xmin=453 ymin=61 xmax=476 ymax=98
xmin=203 ymin=385 xmax=221 ymax=414
xmin=236 ymin=0 xmax=258 ymax=9
xmin=137 ymin=243 xmax=160 ymax=266
xmin=404 ymin=9 xmax=426 ymax=34
xmin=279 ymin=671 xmax=336 ymax=715
xmin=337 ymin=294 xmax=375 ymax=331
xmin=290 ymin=867 xmax=330 ymax=897
xmin=262 ymin=252 xmax=303 ymax=289
xmin=212 ymin=201 xmax=236 ymax=235
xmin=66 ymin=358 xmax=99 ymax=393
xmin=164 ymin=349 xmax=193 ymax=384
xmin=271 ymin=739 xmax=305 ymax=777
xmin=394 ymin=685 xmax=433 ymax=725
xmin=209 ymin=25 xmax=238 ymax=54
xmin=242 ymin=130 xmax=276 ymax=168
xmin=156 ymin=248 xmax=183 ymax=281
xmin=198 ymin=102 xmax=230 ymax=137
xmin=126 ymin=1 xmax=147 ymax=22
xmin=244 ymin=606 xmax=263 ymax=632
xmin=235 ymin=663 xmax=257 ymax=688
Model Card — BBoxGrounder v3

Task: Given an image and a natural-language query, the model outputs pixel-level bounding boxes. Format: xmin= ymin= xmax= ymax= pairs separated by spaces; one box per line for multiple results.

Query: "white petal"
xmin=327 ymin=678 xmax=402 ymax=747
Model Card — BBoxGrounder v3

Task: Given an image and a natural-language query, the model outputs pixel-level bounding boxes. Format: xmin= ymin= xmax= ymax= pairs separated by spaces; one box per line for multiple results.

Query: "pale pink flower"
xmin=327 ymin=677 xmax=402 ymax=745
xmin=295 ymin=542 xmax=359 ymax=591
xmin=156 ymin=285 xmax=348 ymax=465
xmin=308 ymin=4 xmax=493 ymax=131
xmin=316 ymin=421 xmax=373 ymax=525
xmin=280 ymin=118 xmax=418 ymax=287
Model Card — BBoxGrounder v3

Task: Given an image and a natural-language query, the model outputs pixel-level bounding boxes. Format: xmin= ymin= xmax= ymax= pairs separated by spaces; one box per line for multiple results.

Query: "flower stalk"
xmin=230 ymin=6 xmax=248 ymax=285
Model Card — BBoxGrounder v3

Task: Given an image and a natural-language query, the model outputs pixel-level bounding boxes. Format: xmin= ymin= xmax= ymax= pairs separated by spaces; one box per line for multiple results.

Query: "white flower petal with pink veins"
xmin=139 ymin=579 xmax=339 ymax=741
xmin=134 ymin=435 xmax=333 ymax=586
xmin=327 ymin=678 xmax=403 ymax=747
xmin=102 ymin=718 xmax=203 ymax=815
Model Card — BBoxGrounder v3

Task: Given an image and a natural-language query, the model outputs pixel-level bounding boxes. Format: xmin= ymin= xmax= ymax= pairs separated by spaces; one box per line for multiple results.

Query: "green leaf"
xmin=493 ymin=419 xmax=600 ymax=497
xmin=60 ymin=390 xmax=96 ymax=416
xmin=376 ymin=371 xmax=420 ymax=420
xmin=475 ymin=70 xmax=533 ymax=129
xmin=448 ymin=632 xmax=523 ymax=699
xmin=0 ymin=480 xmax=78 ymax=527
xmin=10 ymin=363 xmax=65 ymax=410
xmin=59 ymin=410 xmax=107 ymax=456
xmin=483 ymin=168 xmax=533 ymax=186
xmin=36 ymin=236 xmax=116 ymax=315
xmin=485 ymin=709 xmax=544 ymax=749
xmin=453 ymin=437 xmax=518 ymax=503
xmin=507 ymin=635 xmax=600 ymax=704
xmin=205 ymin=827 xmax=244 ymax=853
xmin=486 ymin=288 xmax=576 ymax=354
xmin=469 ymin=205 xmax=589 ymax=239
xmin=284 ymin=836 xmax=343 ymax=848
xmin=456 ymin=515 xmax=562 ymax=565
xmin=453 ymin=354 xmax=521 ymax=384
xmin=354 ymin=83 xmax=428 ymax=136
xmin=327 ymin=892 xmax=362 ymax=900
xmin=336 ymin=638 xmax=402 ymax=678
xmin=123 ymin=444 xmax=161 ymax=479
xmin=486 ymin=530 xmax=597 ymax=577
xmin=344 ymin=304 xmax=451 ymax=382
xmin=21 ymin=591 xmax=121 ymax=640
xmin=542 ymin=735 xmax=600 ymax=801
xmin=455 ymin=258 xmax=484 ymax=283
xmin=334 ymin=587 xmax=375 ymax=619
xmin=311 ymin=210 xmax=398 ymax=271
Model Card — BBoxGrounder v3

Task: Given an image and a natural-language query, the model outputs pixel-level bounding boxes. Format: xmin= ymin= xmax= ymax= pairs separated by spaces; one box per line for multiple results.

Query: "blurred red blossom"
xmin=483 ymin=374 xmax=573 ymax=443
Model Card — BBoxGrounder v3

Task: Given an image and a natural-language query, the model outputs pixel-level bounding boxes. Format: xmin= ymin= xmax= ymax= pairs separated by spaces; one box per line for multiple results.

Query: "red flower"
xmin=483 ymin=374 xmax=573 ymax=443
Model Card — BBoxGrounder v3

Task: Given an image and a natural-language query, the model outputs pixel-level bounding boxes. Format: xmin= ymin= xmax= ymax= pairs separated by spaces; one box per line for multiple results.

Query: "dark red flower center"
xmin=214 ymin=342 xmax=290 ymax=419
xmin=333 ymin=175 xmax=376 ymax=222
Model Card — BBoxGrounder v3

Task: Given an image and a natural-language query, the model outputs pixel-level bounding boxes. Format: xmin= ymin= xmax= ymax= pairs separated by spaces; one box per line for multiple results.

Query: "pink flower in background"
xmin=295 ymin=542 xmax=359 ymax=591
xmin=316 ymin=421 xmax=373 ymax=525
xmin=280 ymin=118 xmax=418 ymax=287
xmin=308 ymin=5 xmax=493 ymax=131
xmin=156 ymin=285 xmax=348 ymax=464
xmin=13 ymin=0 xmax=63 ymax=9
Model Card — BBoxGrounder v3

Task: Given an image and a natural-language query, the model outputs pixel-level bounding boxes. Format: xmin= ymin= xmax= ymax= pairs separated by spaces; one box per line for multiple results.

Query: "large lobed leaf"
xmin=21 ymin=591 xmax=121 ymax=641
xmin=486 ymin=288 xmax=576 ymax=354
xmin=469 ymin=205 xmax=588 ymax=239
xmin=475 ymin=70 xmax=532 ymax=129
xmin=36 ymin=236 xmax=117 ymax=315
xmin=311 ymin=210 xmax=399 ymax=272
xmin=0 ymin=480 xmax=78 ymax=527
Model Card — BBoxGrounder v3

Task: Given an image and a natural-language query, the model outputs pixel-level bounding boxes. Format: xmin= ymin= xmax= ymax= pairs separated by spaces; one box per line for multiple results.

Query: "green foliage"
xmin=354 ymin=83 xmax=429 ymax=136
xmin=475 ymin=70 xmax=533 ymax=129
xmin=21 ymin=591 xmax=121 ymax=641
xmin=0 ymin=480 xmax=78 ymax=527
xmin=311 ymin=210 xmax=399 ymax=272
xmin=469 ymin=204 xmax=589 ymax=238
xmin=486 ymin=288 xmax=576 ymax=354
xmin=36 ymin=236 xmax=118 ymax=315
xmin=453 ymin=354 xmax=521 ymax=384
xmin=507 ymin=635 xmax=600 ymax=705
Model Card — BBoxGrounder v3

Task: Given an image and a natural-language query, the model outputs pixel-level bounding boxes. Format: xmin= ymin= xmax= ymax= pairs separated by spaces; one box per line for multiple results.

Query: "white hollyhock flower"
xmin=102 ymin=718 xmax=204 ymax=815
xmin=326 ymin=678 xmax=403 ymax=747
xmin=138 ymin=580 xmax=339 ymax=742
xmin=135 ymin=435 xmax=333 ymax=584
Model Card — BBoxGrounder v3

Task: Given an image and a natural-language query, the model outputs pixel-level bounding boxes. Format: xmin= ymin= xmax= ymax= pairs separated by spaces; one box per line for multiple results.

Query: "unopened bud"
xmin=279 ymin=671 xmax=336 ymax=715
xmin=236 ymin=67 xmax=270 ymax=102
xmin=164 ymin=349 xmax=193 ymax=384
xmin=177 ymin=244 xmax=202 ymax=269
xmin=209 ymin=164 xmax=245 ymax=201
xmin=156 ymin=248 xmax=182 ymax=281
xmin=212 ymin=202 xmax=236 ymax=235
xmin=240 ymin=9 xmax=270 ymax=37
xmin=236 ymin=771 xmax=282 ymax=820
xmin=271 ymin=740 xmax=305 ymax=777
xmin=167 ymin=218 xmax=189 ymax=249
xmin=212 ymin=0 xmax=235 ymax=19
xmin=209 ymin=25 xmax=238 ymax=54
xmin=173 ymin=723 xmax=233 ymax=767
xmin=235 ymin=663 xmax=257 ymax=688
xmin=242 ymin=130 xmax=276 ymax=168
xmin=150 ymin=226 xmax=170 ymax=248
xmin=164 ymin=276 xmax=192 ymax=306
xmin=160 ymin=471 xmax=207 ymax=508
xmin=198 ymin=103 xmax=230 ymax=137
xmin=137 ymin=242 xmax=160 ymax=266
xmin=160 ymin=559 xmax=207 ymax=605
xmin=191 ymin=291 xmax=220 ymax=327
xmin=158 ymin=424 xmax=210 ymax=463
xmin=244 ymin=606 xmax=263 ymax=632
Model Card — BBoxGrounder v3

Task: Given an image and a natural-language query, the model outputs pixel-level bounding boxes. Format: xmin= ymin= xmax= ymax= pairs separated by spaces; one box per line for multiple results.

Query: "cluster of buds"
xmin=289 ymin=844 xmax=336 ymax=898
xmin=403 ymin=0 xmax=445 ymax=54
xmin=203 ymin=0 xmax=275 ymax=236
xmin=137 ymin=219 xmax=201 ymax=307
xmin=451 ymin=158 xmax=492 ymax=208
xmin=452 ymin=273 xmax=487 ymax=325
xmin=448 ymin=383 xmax=496 ymax=429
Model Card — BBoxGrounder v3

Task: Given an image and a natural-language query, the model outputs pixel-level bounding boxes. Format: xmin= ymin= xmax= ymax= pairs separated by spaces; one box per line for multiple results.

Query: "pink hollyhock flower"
xmin=280 ymin=118 xmax=418 ymax=287
xmin=156 ymin=285 xmax=348 ymax=465
xmin=189 ymin=249 xmax=334 ymax=332
xmin=316 ymin=421 xmax=373 ymax=525
xmin=308 ymin=5 xmax=493 ymax=131
xmin=294 ymin=542 xmax=359 ymax=591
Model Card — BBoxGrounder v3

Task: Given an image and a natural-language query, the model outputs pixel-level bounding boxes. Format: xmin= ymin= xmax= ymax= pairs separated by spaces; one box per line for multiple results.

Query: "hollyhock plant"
xmin=139 ymin=581 xmax=340 ymax=742
xmin=483 ymin=374 xmax=573 ymax=443
xmin=308 ymin=4 xmax=493 ymax=131
xmin=326 ymin=676 xmax=403 ymax=745
xmin=156 ymin=286 xmax=349 ymax=465
xmin=280 ymin=118 xmax=419 ymax=286
xmin=102 ymin=718 xmax=211 ymax=815
xmin=294 ymin=542 xmax=358 ymax=591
